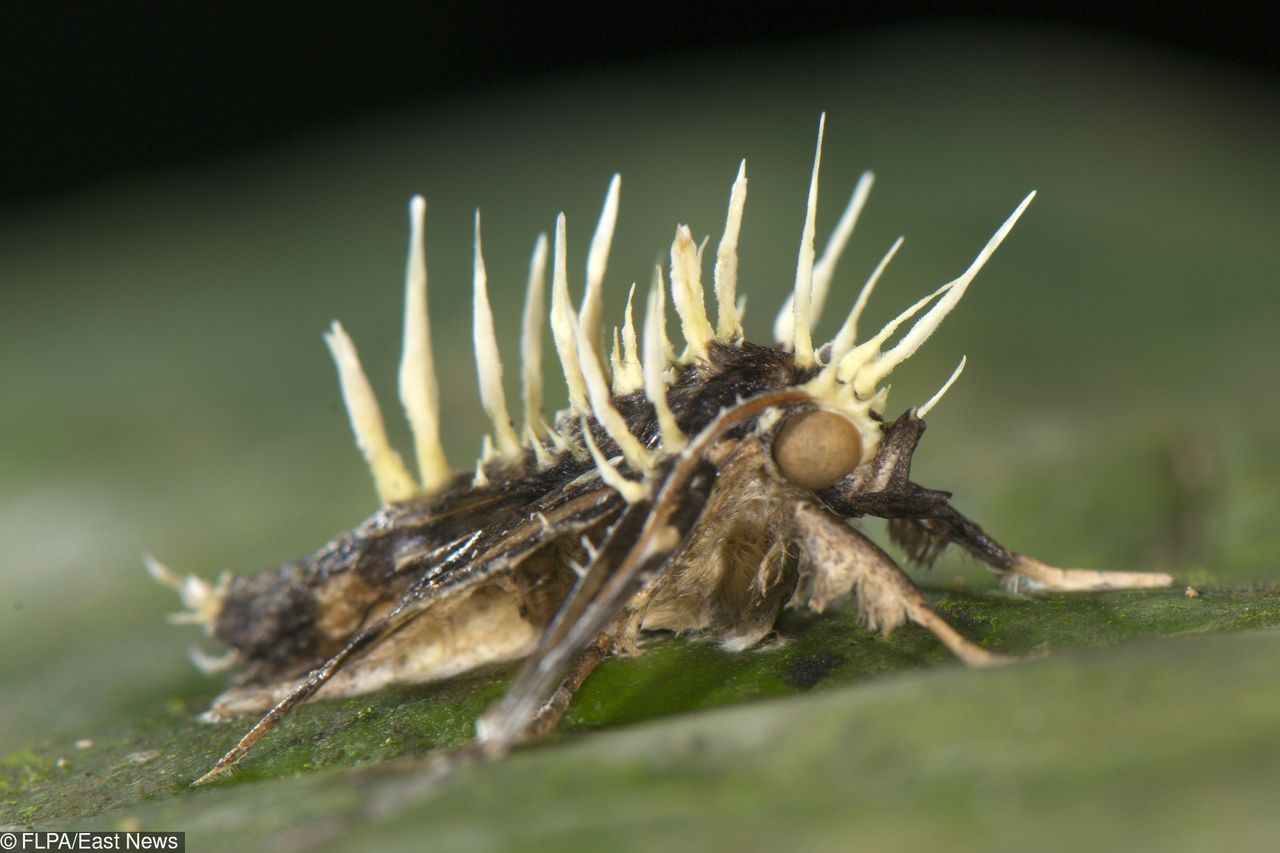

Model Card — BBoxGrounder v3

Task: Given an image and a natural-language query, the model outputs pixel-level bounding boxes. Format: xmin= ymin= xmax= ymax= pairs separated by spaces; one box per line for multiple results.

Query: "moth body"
xmin=148 ymin=118 xmax=1174 ymax=784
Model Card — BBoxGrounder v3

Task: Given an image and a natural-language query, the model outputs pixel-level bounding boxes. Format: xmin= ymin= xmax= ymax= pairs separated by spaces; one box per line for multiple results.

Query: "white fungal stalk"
xmin=316 ymin=118 xmax=1032 ymax=508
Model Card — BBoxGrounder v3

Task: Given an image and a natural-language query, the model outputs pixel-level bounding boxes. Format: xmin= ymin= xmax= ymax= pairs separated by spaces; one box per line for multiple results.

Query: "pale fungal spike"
xmin=550 ymin=213 xmax=590 ymax=413
xmin=578 ymin=416 xmax=649 ymax=504
xmin=813 ymin=170 xmax=874 ymax=321
xmin=669 ymin=225 xmax=715 ymax=359
xmin=643 ymin=277 xmax=688 ymax=453
xmin=472 ymin=211 xmax=523 ymax=459
xmin=917 ymin=355 xmax=967 ymax=419
xmin=397 ymin=195 xmax=452 ymax=494
xmin=852 ymin=191 xmax=1036 ymax=398
xmin=654 ymin=264 xmax=679 ymax=365
xmin=581 ymin=174 xmax=622 ymax=369
xmin=144 ymin=554 xmax=230 ymax=632
xmin=826 ymin=236 xmax=904 ymax=365
xmin=714 ymin=159 xmax=748 ymax=342
xmin=527 ymin=423 xmax=556 ymax=469
xmin=324 ymin=321 xmax=419 ymax=503
xmin=609 ymin=327 xmax=625 ymax=394
xmin=791 ymin=113 xmax=826 ymax=368
xmin=572 ymin=310 xmax=654 ymax=475
xmin=775 ymin=170 xmax=875 ymax=346
xmin=835 ymin=282 xmax=956 ymax=385
xmin=618 ymin=283 xmax=643 ymax=392
xmin=521 ymin=233 xmax=550 ymax=441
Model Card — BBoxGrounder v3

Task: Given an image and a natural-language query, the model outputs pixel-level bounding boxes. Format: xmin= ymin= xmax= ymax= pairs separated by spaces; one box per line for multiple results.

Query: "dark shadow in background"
xmin=3 ymin=1 xmax=1277 ymax=206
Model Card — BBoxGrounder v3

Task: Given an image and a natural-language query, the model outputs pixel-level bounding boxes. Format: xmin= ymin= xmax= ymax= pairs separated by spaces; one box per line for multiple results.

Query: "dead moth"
xmin=150 ymin=115 xmax=1174 ymax=786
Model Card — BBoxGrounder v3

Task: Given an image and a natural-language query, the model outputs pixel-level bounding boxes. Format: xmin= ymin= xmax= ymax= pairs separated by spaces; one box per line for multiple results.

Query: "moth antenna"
xmin=669 ymin=225 xmax=714 ymax=360
xmin=550 ymin=213 xmax=590 ymax=413
xmin=580 ymin=174 xmax=621 ymax=371
xmin=825 ymin=236 xmax=904 ymax=367
xmin=397 ymin=196 xmax=452 ymax=494
xmin=572 ymin=310 xmax=654 ymax=474
xmin=324 ymin=321 xmax=419 ymax=503
xmin=615 ymin=283 xmax=643 ymax=394
xmin=578 ymin=416 xmax=649 ymax=504
xmin=775 ymin=170 xmax=874 ymax=346
xmin=644 ymin=276 xmax=688 ymax=453
xmin=852 ymin=191 xmax=1036 ymax=398
xmin=472 ymin=211 xmax=522 ymax=458
xmin=521 ymin=232 xmax=550 ymax=442
xmin=789 ymin=113 xmax=826 ymax=368
xmin=714 ymin=159 xmax=748 ymax=342
xmin=835 ymin=280 xmax=957 ymax=385
xmin=917 ymin=355 xmax=967 ymax=419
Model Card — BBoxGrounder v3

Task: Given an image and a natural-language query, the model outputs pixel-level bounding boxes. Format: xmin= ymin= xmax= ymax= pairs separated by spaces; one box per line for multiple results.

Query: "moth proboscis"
xmin=149 ymin=115 xmax=1174 ymax=786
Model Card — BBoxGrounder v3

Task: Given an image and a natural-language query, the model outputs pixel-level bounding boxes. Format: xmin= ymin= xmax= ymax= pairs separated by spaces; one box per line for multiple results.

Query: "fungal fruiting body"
xmin=151 ymin=116 xmax=1174 ymax=784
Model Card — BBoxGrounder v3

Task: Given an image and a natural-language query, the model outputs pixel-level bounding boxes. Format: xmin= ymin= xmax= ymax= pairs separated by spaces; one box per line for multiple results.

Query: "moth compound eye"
xmin=772 ymin=410 xmax=863 ymax=490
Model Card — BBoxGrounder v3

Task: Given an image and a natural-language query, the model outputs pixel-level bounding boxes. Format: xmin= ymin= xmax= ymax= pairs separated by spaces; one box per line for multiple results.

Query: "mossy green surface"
xmin=3 ymin=24 xmax=1278 ymax=851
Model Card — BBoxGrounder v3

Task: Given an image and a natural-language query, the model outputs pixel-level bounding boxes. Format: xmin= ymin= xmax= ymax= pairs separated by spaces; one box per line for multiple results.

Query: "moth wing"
xmin=476 ymin=454 xmax=721 ymax=752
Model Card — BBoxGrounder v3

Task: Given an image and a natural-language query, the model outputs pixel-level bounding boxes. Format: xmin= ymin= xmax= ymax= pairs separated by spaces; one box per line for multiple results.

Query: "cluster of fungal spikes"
xmin=325 ymin=114 xmax=1034 ymax=508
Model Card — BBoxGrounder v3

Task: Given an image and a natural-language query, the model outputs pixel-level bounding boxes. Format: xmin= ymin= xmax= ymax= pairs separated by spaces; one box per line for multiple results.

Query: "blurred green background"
xmin=3 ymin=21 xmax=1279 ymax=851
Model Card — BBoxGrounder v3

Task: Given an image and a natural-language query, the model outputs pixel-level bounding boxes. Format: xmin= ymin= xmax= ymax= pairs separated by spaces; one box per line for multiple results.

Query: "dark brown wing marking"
xmin=193 ymin=477 xmax=624 ymax=785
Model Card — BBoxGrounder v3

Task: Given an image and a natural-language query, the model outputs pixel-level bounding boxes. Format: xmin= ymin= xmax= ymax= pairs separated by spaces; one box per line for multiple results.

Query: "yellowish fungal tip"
xmin=790 ymin=112 xmax=826 ymax=368
xmin=521 ymin=233 xmax=550 ymax=442
xmin=611 ymin=284 xmax=644 ymax=394
xmin=917 ymin=355 xmax=968 ymax=419
xmin=472 ymin=211 xmax=522 ymax=459
xmin=776 ymin=169 xmax=874 ymax=345
xmin=823 ymin=235 xmax=905 ymax=371
xmin=714 ymin=159 xmax=748 ymax=342
xmin=573 ymin=310 xmax=654 ymax=474
xmin=581 ymin=174 xmax=621 ymax=369
xmin=579 ymin=416 xmax=650 ymax=504
xmin=850 ymin=191 xmax=1035 ymax=398
xmin=144 ymin=554 xmax=231 ymax=632
xmin=643 ymin=277 xmax=688 ymax=454
xmin=324 ymin=320 xmax=419 ymax=503
xmin=669 ymin=225 xmax=714 ymax=360
xmin=397 ymin=195 xmax=452 ymax=495
xmin=550 ymin=213 xmax=590 ymax=414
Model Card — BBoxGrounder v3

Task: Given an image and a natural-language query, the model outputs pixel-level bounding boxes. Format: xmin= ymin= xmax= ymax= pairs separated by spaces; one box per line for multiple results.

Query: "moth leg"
xmin=520 ymin=632 xmax=615 ymax=743
xmin=884 ymin=504 xmax=1173 ymax=592
xmin=828 ymin=411 xmax=1174 ymax=592
xmin=791 ymin=498 xmax=1010 ymax=667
